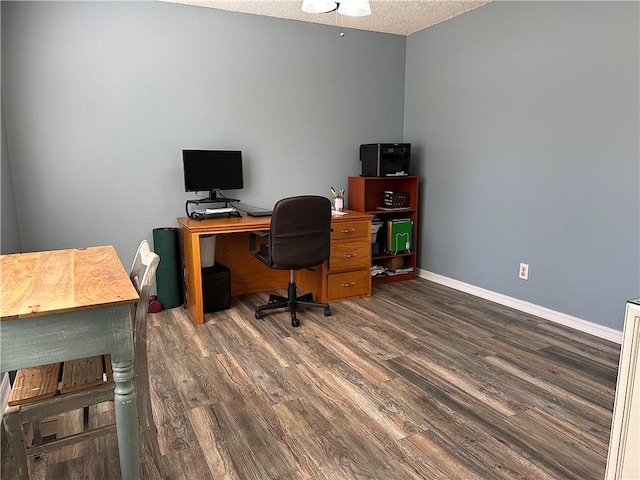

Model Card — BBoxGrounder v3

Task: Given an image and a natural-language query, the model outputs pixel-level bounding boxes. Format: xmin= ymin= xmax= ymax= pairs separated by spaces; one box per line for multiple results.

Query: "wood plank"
xmin=2 ymin=278 xmax=620 ymax=480
xmin=0 ymin=254 xmax=36 ymax=319
xmin=385 ymin=355 xmax=607 ymax=479
xmin=188 ymin=401 xmax=298 ymax=479
xmin=8 ymin=364 xmax=61 ymax=406
xmin=59 ymin=356 xmax=108 ymax=393
xmin=1 ymin=246 xmax=137 ymax=320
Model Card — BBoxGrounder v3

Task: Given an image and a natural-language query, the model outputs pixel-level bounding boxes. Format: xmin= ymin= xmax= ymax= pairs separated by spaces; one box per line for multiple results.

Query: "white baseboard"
xmin=0 ymin=372 xmax=10 ymax=422
xmin=418 ymin=269 xmax=623 ymax=344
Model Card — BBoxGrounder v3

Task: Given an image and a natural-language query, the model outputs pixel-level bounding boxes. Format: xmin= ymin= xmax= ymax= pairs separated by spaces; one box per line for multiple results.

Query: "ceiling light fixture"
xmin=301 ymin=0 xmax=371 ymax=17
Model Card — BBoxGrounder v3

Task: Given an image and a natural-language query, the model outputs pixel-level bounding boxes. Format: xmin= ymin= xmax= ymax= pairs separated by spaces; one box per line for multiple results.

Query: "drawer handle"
xmin=341 ymin=282 xmax=357 ymax=287
xmin=340 ymin=228 xmax=356 ymax=234
xmin=343 ymin=253 xmax=358 ymax=259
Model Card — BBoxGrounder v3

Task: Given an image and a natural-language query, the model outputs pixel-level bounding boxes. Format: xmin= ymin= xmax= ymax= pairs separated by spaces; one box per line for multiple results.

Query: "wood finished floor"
xmin=1 ymin=279 xmax=620 ymax=479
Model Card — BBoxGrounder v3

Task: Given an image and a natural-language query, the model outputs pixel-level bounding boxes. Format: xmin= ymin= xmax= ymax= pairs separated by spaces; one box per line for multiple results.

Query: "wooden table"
xmin=178 ymin=210 xmax=373 ymax=325
xmin=1 ymin=246 xmax=141 ymax=480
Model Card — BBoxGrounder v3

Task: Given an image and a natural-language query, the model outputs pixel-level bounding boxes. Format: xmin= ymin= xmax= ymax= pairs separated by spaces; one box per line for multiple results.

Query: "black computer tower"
xmin=202 ymin=263 xmax=231 ymax=313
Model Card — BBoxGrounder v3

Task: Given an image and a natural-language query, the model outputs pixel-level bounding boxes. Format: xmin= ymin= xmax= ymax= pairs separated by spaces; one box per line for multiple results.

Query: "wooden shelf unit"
xmin=347 ymin=176 xmax=419 ymax=286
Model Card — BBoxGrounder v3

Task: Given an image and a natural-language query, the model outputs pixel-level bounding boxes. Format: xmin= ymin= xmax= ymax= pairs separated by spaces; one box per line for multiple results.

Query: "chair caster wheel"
xmin=255 ymin=310 xmax=263 ymax=320
xmin=324 ymin=307 xmax=332 ymax=317
xmin=292 ymin=317 xmax=300 ymax=327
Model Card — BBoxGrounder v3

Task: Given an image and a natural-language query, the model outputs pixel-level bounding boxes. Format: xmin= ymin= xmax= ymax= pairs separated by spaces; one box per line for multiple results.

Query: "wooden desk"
xmin=1 ymin=246 xmax=141 ymax=480
xmin=177 ymin=210 xmax=373 ymax=325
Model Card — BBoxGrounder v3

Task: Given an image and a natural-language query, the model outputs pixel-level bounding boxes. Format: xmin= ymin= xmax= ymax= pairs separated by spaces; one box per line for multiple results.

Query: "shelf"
xmin=372 ymin=270 xmax=417 ymax=285
xmin=373 ymin=251 xmax=413 ymax=261
xmin=374 ymin=206 xmax=413 ymax=212
xmin=365 ymin=208 xmax=416 ymax=216
xmin=348 ymin=175 xmax=419 ymax=287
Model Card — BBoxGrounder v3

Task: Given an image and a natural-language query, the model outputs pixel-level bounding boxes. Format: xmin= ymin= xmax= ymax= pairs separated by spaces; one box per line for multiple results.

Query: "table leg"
xmin=112 ymin=358 xmax=140 ymax=480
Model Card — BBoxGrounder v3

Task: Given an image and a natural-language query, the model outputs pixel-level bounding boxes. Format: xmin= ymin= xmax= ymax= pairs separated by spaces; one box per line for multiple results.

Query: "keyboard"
xmin=247 ymin=210 xmax=272 ymax=217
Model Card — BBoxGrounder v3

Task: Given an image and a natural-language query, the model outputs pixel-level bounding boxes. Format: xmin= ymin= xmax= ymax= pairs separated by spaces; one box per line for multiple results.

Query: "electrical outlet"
xmin=519 ymin=263 xmax=529 ymax=280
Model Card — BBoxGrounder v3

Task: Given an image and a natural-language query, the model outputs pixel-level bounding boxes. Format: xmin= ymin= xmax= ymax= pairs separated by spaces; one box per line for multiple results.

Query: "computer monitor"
xmin=182 ymin=150 xmax=243 ymax=201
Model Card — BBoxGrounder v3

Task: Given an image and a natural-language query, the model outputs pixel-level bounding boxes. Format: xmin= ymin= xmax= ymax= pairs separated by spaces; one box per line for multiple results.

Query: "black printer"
xmin=360 ymin=143 xmax=411 ymax=177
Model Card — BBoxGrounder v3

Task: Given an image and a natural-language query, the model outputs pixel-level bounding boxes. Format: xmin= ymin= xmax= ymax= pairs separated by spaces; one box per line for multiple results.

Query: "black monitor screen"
xmin=182 ymin=150 xmax=244 ymax=193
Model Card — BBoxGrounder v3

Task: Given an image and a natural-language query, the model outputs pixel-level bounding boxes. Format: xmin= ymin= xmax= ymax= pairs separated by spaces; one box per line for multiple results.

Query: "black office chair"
xmin=249 ymin=195 xmax=332 ymax=327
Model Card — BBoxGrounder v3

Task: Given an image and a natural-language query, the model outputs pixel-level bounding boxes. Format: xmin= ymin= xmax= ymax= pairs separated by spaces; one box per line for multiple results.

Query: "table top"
xmin=177 ymin=209 xmax=373 ymax=234
xmin=1 ymin=245 xmax=139 ymax=321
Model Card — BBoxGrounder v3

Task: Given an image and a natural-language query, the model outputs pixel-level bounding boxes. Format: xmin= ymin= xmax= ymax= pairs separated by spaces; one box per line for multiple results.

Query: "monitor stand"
xmin=185 ymin=190 xmax=241 ymax=217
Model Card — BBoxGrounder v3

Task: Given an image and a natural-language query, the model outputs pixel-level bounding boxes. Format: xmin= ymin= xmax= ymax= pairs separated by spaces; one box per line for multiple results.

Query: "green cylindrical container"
xmin=152 ymin=227 xmax=183 ymax=309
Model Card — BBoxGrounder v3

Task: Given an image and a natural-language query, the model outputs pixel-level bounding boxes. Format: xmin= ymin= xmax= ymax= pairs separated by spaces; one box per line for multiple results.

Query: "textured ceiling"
xmin=160 ymin=0 xmax=491 ymax=36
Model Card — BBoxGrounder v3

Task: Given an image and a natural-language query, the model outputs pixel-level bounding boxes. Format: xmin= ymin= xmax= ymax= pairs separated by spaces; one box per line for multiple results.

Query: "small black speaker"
xmin=202 ymin=263 xmax=231 ymax=313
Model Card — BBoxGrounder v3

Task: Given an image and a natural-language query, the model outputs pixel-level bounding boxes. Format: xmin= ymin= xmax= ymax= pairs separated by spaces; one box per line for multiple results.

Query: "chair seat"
xmin=8 ymin=356 xmax=114 ymax=407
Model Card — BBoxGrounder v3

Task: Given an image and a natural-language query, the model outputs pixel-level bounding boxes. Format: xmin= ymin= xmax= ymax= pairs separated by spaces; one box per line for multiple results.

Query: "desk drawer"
xmin=328 ymin=269 xmax=370 ymax=301
xmin=330 ymin=242 xmax=370 ymax=272
xmin=331 ymin=221 xmax=369 ymax=241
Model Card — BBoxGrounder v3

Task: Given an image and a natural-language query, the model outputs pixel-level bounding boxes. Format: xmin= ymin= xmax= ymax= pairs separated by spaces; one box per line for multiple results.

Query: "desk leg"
xmin=112 ymin=359 xmax=140 ymax=480
xmin=182 ymin=229 xmax=205 ymax=325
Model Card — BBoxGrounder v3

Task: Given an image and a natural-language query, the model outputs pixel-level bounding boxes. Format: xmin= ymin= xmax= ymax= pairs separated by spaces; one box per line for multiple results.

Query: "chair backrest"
xmin=268 ymin=195 xmax=332 ymax=270
xmin=130 ymin=240 xmax=159 ymax=328
xmin=130 ymin=240 xmax=149 ymax=291
xmin=129 ymin=240 xmax=159 ymax=391
xmin=129 ymin=240 xmax=166 ymax=477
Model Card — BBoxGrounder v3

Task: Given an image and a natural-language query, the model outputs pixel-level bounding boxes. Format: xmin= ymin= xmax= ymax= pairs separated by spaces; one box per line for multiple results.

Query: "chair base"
xmin=255 ymin=280 xmax=331 ymax=327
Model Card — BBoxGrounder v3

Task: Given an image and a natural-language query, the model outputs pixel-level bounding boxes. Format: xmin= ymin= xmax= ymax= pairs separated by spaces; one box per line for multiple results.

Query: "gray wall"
xmin=3 ymin=1 xmax=638 ymax=332
xmin=1 ymin=99 xmax=21 ymax=254
xmin=1 ymin=1 xmax=406 ymax=263
xmin=404 ymin=1 xmax=640 ymax=330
